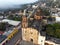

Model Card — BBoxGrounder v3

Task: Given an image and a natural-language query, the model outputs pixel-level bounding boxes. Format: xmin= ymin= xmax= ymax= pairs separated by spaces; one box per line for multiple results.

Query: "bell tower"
xmin=22 ymin=16 xmax=28 ymax=28
xmin=22 ymin=9 xmax=28 ymax=28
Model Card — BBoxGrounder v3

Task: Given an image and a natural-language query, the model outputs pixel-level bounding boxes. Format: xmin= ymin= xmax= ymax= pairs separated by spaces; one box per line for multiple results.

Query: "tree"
xmin=42 ymin=9 xmax=50 ymax=16
xmin=55 ymin=29 xmax=60 ymax=38
xmin=7 ymin=15 xmax=14 ymax=20
xmin=7 ymin=15 xmax=22 ymax=21
xmin=0 ymin=23 xmax=7 ymax=31
xmin=53 ymin=23 xmax=60 ymax=29
xmin=46 ymin=24 xmax=55 ymax=36
xmin=46 ymin=23 xmax=60 ymax=38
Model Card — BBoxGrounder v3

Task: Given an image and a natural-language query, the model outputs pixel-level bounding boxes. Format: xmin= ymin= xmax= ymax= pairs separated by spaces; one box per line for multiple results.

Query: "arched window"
xmin=31 ymin=39 xmax=33 ymax=42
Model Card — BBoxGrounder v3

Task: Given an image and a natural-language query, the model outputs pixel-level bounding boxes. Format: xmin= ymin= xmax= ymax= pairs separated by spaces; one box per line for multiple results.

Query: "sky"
xmin=0 ymin=0 xmax=38 ymax=8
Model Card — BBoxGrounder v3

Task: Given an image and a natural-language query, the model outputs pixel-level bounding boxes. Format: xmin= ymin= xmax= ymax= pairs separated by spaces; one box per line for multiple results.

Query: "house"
xmin=0 ymin=35 xmax=7 ymax=45
xmin=45 ymin=41 xmax=55 ymax=45
xmin=55 ymin=17 xmax=60 ymax=22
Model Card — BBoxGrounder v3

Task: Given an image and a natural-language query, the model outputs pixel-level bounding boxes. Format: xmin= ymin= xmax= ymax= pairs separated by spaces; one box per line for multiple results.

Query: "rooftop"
xmin=0 ymin=31 xmax=4 ymax=35
xmin=2 ymin=19 xmax=20 ymax=26
xmin=0 ymin=35 xmax=7 ymax=43
xmin=29 ymin=20 xmax=42 ymax=31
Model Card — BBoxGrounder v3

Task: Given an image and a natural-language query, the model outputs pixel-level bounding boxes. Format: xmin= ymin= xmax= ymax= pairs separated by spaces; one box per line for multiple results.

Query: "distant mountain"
xmin=0 ymin=1 xmax=38 ymax=11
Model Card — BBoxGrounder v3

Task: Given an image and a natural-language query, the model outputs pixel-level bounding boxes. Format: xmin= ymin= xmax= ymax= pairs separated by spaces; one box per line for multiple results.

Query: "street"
xmin=6 ymin=30 xmax=22 ymax=45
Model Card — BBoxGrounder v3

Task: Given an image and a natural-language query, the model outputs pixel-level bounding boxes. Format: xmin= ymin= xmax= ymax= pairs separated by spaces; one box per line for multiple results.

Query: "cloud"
xmin=0 ymin=0 xmax=38 ymax=5
xmin=0 ymin=0 xmax=38 ymax=9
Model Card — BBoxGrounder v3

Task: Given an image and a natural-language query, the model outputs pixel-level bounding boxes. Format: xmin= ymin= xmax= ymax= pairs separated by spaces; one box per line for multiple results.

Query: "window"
xmin=31 ymin=32 xmax=33 ymax=34
xmin=24 ymin=24 xmax=25 ymax=27
xmin=25 ymin=31 xmax=27 ymax=33
xmin=31 ymin=30 xmax=33 ymax=34
xmin=6 ymin=40 xmax=8 ymax=43
xmin=31 ymin=39 xmax=33 ymax=42
xmin=41 ymin=40 xmax=43 ymax=42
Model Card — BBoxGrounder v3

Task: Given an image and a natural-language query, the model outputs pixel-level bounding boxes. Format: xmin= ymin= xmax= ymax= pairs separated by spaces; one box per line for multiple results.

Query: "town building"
xmin=21 ymin=15 xmax=45 ymax=45
xmin=0 ymin=19 xmax=21 ymax=45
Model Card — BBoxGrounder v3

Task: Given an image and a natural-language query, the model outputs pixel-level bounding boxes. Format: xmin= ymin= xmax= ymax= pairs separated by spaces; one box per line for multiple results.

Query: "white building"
xmin=38 ymin=34 xmax=45 ymax=45
xmin=55 ymin=17 xmax=60 ymax=22
xmin=45 ymin=41 xmax=55 ymax=45
xmin=2 ymin=19 xmax=20 ymax=26
xmin=32 ymin=5 xmax=38 ymax=9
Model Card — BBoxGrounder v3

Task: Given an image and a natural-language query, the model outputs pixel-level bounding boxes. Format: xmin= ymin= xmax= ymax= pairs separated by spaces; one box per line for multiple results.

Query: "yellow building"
xmin=7 ymin=28 xmax=18 ymax=40
xmin=22 ymin=28 xmax=38 ymax=44
xmin=22 ymin=28 xmax=45 ymax=45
